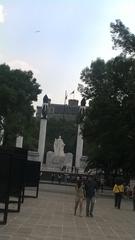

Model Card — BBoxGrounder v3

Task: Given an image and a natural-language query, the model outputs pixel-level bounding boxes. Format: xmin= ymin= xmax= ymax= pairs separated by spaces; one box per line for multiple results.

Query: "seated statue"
xmin=54 ymin=136 xmax=65 ymax=157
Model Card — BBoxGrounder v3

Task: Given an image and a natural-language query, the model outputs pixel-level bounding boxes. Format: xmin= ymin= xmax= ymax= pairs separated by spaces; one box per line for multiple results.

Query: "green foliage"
xmin=23 ymin=117 xmax=40 ymax=150
xmin=0 ymin=64 xmax=41 ymax=146
xmin=110 ymin=19 xmax=135 ymax=55
xmin=79 ymin=56 xmax=135 ymax=176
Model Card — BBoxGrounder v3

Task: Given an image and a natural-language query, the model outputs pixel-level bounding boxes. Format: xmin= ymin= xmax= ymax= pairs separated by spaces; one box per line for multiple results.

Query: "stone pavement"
xmin=0 ymin=184 xmax=135 ymax=240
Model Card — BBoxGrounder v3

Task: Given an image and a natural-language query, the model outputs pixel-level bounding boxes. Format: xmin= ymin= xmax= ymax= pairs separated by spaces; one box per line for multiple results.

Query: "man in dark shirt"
xmin=85 ymin=175 xmax=97 ymax=217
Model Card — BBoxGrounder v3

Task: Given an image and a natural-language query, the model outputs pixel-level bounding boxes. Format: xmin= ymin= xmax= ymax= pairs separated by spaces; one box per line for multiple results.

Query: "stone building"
xmin=36 ymin=99 xmax=80 ymax=121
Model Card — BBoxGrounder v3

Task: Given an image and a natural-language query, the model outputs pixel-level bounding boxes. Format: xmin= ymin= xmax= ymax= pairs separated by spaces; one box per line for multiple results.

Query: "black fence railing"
xmin=0 ymin=147 xmax=40 ymax=224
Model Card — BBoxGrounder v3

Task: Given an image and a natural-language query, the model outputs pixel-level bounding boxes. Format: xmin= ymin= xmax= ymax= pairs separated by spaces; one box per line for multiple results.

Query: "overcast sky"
xmin=0 ymin=0 xmax=135 ymax=107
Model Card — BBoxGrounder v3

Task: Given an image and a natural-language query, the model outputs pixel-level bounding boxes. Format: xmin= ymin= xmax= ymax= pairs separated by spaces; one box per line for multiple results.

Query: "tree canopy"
xmin=0 ymin=64 xmax=41 ymax=146
xmin=79 ymin=56 xmax=135 ymax=177
xmin=78 ymin=20 xmax=135 ymax=178
xmin=110 ymin=19 xmax=135 ymax=55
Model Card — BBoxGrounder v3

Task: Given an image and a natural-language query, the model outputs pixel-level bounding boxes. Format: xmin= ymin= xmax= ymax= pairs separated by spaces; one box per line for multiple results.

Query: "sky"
xmin=0 ymin=0 xmax=135 ymax=108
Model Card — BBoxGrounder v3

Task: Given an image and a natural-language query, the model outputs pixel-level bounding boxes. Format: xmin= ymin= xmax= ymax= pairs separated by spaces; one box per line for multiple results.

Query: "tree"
xmin=110 ymin=19 xmax=135 ymax=55
xmin=0 ymin=64 xmax=41 ymax=146
xmin=23 ymin=117 xmax=40 ymax=150
xmin=79 ymin=56 xmax=135 ymax=177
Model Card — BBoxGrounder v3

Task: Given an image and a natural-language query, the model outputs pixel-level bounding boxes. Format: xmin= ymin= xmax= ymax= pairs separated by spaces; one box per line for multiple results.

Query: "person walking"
xmin=113 ymin=180 xmax=124 ymax=209
xmin=125 ymin=184 xmax=131 ymax=199
xmin=58 ymin=174 xmax=62 ymax=184
xmin=84 ymin=175 xmax=97 ymax=217
xmin=51 ymin=173 xmax=55 ymax=184
xmin=100 ymin=178 xmax=104 ymax=193
xmin=74 ymin=178 xmax=84 ymax=216
xmin=132 ymin=185 xmax=135 ymax=211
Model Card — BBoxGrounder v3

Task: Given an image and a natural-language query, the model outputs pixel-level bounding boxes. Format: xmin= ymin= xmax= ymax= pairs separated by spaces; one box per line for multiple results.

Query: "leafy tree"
xmin=23 ymin=117 xmax=40 ymax=150
xmin=79 ymin=56 xmax=135 ymax=177
xmin=0 ymin=64 xmax=41 ymax=147
xmin=110 ymin=19 xmax=135 ymax=55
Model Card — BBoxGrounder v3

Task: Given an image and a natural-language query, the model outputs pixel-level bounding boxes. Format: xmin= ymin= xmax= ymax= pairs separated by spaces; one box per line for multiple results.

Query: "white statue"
xmin=54 ymin=136 xmax=65 ymax=157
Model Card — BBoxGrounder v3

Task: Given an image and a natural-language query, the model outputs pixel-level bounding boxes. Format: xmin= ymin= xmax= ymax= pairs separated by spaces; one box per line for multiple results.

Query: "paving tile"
xmin=0 ymin=236 xmax=11 ymax=240
xmin=0 ymin=184 xmax=134 ymax=240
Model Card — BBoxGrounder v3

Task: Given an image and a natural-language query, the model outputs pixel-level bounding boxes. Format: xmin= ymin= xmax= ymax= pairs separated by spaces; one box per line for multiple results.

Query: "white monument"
xmin=54 ymin=136 xmax=65 ymax=157
xmin=46 ymin=136 xmax=73 ymax=172
xmin=16 ymin=135 xmax=23 ymax=148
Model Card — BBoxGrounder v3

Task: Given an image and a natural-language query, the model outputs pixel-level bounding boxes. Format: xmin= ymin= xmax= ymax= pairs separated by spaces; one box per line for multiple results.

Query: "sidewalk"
xmin=40 ymin=181 xmax=114 ymax=198
xmin=0 ymin=184 xmax=134 ymax=240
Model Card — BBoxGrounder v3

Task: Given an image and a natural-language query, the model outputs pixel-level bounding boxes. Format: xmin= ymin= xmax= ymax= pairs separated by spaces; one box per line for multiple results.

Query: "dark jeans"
xmin=86 ymin=197 xmax=95 ymax=216
xmin=115 ymin=193 xmax=122 ymax=209
xmin=133 ymin=198 xmax=135 ymax=210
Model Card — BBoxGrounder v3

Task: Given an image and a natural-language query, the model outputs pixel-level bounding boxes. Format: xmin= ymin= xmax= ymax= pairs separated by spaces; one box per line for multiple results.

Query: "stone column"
xmin=16 ymin=135 xmax=23 ymax=148
xmin=38 ymin=94 xmax=49 ymax=167
xmin=75 ymin=97 xmax=86 ymax=172
xmin=38 ymin=118 xmax=47 ymax=165
xmin=75 ymin=124 xmax=83 ymax=170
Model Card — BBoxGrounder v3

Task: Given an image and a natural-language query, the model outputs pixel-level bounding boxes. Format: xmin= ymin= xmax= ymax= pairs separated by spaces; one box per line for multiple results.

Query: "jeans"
xmin=133 ymin=198 xmax=135 ymax=210
xmin=86 ymin=196 xmax=95 ymax=216
xmin=115 ymin=193 xmax=122 ymax=209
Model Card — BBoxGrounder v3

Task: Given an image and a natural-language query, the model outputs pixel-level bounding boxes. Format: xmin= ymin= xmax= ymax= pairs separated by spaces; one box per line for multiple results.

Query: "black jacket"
xmin=85 ymin=179 xmax=97 ymax=198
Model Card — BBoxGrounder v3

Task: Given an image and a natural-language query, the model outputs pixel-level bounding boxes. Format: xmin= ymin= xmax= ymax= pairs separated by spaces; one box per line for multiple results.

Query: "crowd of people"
xmin=50 ymin=172 xmax=135 ymax=215
xmin=74 ymin=175 xmax=135 ymax=217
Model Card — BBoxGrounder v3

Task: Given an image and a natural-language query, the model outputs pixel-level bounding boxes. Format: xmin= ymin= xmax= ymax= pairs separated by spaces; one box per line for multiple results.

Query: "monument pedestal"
xmin=16 ymin=135 xmax=23 ymax=148
xmin=45 ymin=151 xmax=73 ymax=172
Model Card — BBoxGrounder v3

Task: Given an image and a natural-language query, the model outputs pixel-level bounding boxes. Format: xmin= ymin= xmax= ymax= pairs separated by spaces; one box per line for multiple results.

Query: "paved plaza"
xmin=0 ymin=184 xmax=135 ymax=240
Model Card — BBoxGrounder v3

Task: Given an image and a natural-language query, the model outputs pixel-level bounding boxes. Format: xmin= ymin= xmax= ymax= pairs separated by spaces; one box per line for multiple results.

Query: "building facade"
xmin=36 ymin=99 xmax=80 ymax=121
